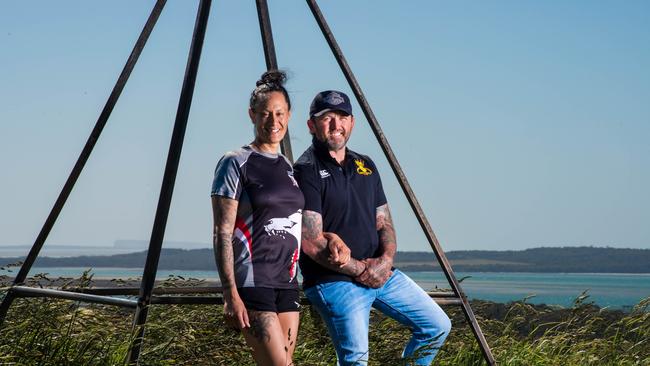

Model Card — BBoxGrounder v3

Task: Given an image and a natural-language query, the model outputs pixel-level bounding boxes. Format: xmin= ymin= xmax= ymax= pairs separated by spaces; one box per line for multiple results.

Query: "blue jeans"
xmin=305 ymin=269 xmax=451 ymax=365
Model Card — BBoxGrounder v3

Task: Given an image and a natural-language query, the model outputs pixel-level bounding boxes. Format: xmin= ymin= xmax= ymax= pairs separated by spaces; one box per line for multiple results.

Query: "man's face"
xmin=308 ymin=111 xmax=355 ymax=152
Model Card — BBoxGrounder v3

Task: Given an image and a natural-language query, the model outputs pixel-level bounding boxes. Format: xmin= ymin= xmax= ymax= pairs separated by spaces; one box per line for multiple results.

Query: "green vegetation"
xmin=1 ymin=274 xmax=648 ymax=365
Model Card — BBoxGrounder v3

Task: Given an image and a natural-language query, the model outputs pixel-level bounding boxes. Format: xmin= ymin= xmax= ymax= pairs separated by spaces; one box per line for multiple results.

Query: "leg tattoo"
xmin=248 ymin=311 xmax=274 ymax=343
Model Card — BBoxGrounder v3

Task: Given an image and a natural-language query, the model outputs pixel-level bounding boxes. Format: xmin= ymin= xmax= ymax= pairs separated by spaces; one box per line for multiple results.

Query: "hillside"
xmin=394 ymin=247 xmax=650 ymax=272
xmin=2 ymin=246 xmax=649 ymax=273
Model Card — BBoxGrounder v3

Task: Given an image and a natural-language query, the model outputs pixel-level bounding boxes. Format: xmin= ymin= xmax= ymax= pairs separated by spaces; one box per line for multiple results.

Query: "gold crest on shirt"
xmin=354 ymin=159 xmax=372 ymax=176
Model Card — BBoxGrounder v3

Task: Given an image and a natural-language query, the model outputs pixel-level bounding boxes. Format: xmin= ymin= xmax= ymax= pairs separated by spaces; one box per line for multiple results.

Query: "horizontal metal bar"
xmin=151 ymin=295 xmax=223 ymax=305
xmin=150 ymin=295 xmax=461 ymax=306
xmin=426 ymin=291 xmax=459 ymax=298
xmin=11 ymin=286 xmax=137 ymax=308
xmin=433 ymin=298 xmax=463 ymax=306
xmin=78 ymin=286 xmax=458 ymax=299
xmin=77 ymin=286 xmax=222 ymax=296
xmin=9 ymin=285 xmax=461 ymax=307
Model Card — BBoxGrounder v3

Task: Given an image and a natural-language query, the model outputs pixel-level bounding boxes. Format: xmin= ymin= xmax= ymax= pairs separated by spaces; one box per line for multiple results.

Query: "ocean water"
xmin=407 ymin=271 xmax=650 ymax=309
xmin=2 ymin=267 xmax=649 ymax=309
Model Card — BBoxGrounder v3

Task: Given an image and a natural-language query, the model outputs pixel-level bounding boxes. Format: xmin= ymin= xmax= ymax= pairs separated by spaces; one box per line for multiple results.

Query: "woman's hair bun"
xmin=256 ymin=70 xmax=286 ymax=87
xmin=250 ymin=69 xmax=291 ymax=111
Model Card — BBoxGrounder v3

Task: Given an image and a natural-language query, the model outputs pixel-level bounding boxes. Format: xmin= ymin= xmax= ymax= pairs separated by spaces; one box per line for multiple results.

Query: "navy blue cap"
xmin=309 ymin=90 xmax=352 ymax=118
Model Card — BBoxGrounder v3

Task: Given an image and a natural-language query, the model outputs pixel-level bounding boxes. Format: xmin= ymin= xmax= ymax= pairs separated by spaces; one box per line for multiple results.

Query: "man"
xmin=294 ymin=90 xmax=452 ymax=365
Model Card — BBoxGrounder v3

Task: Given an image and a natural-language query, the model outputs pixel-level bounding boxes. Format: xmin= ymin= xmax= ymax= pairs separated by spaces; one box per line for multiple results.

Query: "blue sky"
xmin=1 ymin=1 xmax=648 ymax=252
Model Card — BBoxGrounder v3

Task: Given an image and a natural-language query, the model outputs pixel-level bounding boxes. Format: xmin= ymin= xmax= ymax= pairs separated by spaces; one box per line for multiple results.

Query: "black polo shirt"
xmin=294 ymin=138 xmax=387 ymax=289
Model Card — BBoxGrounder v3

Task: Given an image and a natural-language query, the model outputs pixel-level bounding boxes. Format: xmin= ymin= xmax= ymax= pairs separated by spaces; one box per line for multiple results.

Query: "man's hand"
xmin=223 ymin=294 xmax=250 ymax=329
xmin=355 ymin=256 xmax=393 ymax=288
xmin=324 ymin=232 xmax=351 ymax=267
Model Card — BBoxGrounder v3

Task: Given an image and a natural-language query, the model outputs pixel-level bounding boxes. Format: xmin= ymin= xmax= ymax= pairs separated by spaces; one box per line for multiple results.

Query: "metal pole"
xmin=255 ymin=0 xmax=294 ymax=162
xmin=127 ymin=0 xmax=212 ymax=363
xmin=12 ymin=286 xmax=138 ymax=308
xmin=255 ymin=0 xmax=278 ymax=70
xmin=305 ymin=1 xmax=496 ymax=364
xmin=0 ymin=0 xmax=167 ymax=325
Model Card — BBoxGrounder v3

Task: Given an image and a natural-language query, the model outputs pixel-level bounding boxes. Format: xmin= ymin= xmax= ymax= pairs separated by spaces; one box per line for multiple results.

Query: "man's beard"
xmin=326 ymin=137 xmax=347 ymax=152
xmin=313 ymin=132 xmax=349 ymax=152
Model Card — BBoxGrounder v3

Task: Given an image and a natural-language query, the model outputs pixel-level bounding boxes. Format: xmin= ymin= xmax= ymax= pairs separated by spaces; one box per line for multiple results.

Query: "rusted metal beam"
xmin=128 ymin=0 xmax=212 ymax=363
xmin=6 ymin=285 xmax=461 ymax=308
xmin=11 ymin=286 xmax=137 ymax=308
xmin=0 ymin=0 xmax=167 ymax=325
xmin=305 ymin=1 xmax=495 ymax=364
xmin=77 ymin=286 xmax=459 ymax=300
xmin=255 ymin=0 xmax=293 ymax=161
xmin=149 ymin=294 xmax=461 ymax=306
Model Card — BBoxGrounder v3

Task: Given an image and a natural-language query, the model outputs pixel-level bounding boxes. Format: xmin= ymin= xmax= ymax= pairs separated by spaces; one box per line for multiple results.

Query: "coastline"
xmin=3 ymin=272 xmax=649 ymax=310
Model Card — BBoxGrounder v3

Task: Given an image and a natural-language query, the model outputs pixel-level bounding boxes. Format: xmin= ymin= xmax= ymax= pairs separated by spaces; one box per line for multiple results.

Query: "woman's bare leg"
xmin=242 ymin=310 xmax=295 ymax=366
xmin=278 ymin=311 xmax=300 ymax=364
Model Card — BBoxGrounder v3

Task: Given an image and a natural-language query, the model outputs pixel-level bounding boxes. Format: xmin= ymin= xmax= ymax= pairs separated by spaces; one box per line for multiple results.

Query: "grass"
xmin=0 ymin=272 xmax=648 ymax=365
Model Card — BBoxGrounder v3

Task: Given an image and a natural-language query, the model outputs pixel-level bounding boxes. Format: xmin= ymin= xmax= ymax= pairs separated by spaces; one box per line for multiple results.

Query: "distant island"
xmin=1 ymin=246 xmax=649 ymax=273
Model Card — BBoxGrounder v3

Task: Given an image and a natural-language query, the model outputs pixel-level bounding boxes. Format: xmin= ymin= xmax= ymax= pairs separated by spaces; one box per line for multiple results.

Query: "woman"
xmin=211 ymin=70 xmax=303 ymax=366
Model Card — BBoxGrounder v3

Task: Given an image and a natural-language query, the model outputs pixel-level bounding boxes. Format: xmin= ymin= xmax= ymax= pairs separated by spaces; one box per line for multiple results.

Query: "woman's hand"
xmin=324 ymin=232 xmax=351 ymax=268
xmin=223 ymin=292 xmax=250 ymax=329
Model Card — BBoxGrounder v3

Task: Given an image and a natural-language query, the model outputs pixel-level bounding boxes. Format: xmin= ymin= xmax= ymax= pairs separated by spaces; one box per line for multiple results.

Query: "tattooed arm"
xmin=301 ymin=210 xmax=366 ymax=276
xmin=212 ymin=196 xmax=249 ymax=329
xmin=355 ymin=203 xmax=397 ymax=288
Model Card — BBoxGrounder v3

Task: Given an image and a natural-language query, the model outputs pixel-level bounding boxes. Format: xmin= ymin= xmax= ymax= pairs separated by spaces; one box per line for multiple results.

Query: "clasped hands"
xmin=324 ymin=232 xmax=393 ymax=288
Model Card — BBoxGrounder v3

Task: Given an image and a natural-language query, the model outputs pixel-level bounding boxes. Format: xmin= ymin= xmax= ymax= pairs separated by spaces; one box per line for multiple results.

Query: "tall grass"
xmin=1 ymin=273 xmax=648 ymax=365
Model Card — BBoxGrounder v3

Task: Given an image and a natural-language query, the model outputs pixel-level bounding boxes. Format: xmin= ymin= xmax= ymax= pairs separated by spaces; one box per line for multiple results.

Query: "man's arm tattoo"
xmin=376 ymin=204 xmax=397 ymax=259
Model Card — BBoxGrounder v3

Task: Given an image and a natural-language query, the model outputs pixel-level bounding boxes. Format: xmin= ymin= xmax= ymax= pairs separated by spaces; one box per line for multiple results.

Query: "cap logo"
xmin=324 ymin=92 xmax=345 ymax=105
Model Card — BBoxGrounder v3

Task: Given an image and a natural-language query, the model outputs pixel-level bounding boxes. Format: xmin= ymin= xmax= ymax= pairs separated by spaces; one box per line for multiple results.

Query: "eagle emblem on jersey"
xmin=355 ymin=159 xmax=373 ymax=176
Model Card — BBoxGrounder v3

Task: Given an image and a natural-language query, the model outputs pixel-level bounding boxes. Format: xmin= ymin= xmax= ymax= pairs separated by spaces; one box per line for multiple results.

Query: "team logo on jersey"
xmin=355 ymin=159 xmax=373 ymax=176
xmin=264 ymin=210 xmax=302 ymax=241
xmin=319 ymin=169 xmax=331 ymax=178
xmin=287 ymin=170 xmax=298 ymax=187
xmin=263 ymin=211 xmax=302 ymax=283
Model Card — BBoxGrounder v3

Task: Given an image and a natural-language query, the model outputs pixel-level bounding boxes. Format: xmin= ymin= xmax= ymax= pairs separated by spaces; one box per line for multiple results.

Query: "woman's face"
xmin=249 ymin=91 xmax=291 ymax=146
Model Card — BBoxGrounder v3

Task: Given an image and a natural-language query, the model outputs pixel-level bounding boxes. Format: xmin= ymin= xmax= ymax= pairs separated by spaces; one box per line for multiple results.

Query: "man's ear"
xmin=307 ymin=119 xmax=316 ymax=134
xmin=248 ymin=108 xmax=255 ymax=123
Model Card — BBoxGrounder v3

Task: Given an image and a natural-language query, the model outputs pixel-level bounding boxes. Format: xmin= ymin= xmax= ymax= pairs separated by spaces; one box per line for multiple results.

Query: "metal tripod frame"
xmin=0 ymin=1 xmax=496 ymax=364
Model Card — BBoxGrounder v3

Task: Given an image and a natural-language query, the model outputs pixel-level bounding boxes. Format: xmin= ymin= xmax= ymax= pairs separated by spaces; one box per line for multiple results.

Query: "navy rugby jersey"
xmin=211 ymin=145 xmax=304 ymax=289
xmin=294 ymin=138 xmax=387 ymax=289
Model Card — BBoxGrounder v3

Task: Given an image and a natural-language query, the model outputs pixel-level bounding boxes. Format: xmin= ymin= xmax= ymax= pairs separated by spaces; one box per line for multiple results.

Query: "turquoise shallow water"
xmin=2 ymin=267 xmax=649 ymax=309
xmin=406 ymin=271 xmax=650 ymax=309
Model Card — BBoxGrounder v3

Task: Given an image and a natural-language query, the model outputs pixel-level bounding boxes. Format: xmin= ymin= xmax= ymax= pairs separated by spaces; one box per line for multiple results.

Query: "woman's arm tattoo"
xmin=212 ymin=196 xmax=239 ymax=291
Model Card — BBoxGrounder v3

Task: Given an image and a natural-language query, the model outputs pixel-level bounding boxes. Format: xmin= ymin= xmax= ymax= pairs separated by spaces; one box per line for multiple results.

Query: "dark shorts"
xmin=238 ymin=287 xmax=300 ymax=313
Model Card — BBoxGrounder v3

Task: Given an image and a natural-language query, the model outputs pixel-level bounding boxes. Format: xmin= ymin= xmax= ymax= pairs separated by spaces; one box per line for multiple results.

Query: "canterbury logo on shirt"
xmin=355 ymin=159 xmax=373 ymax=176
xmin=319 ymin=169 xmax=331 ymax=178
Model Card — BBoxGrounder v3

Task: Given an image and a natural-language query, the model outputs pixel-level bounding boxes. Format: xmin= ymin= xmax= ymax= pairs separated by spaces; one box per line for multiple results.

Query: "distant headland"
xmin=1 ymin=246 xmax=649 ymax=273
